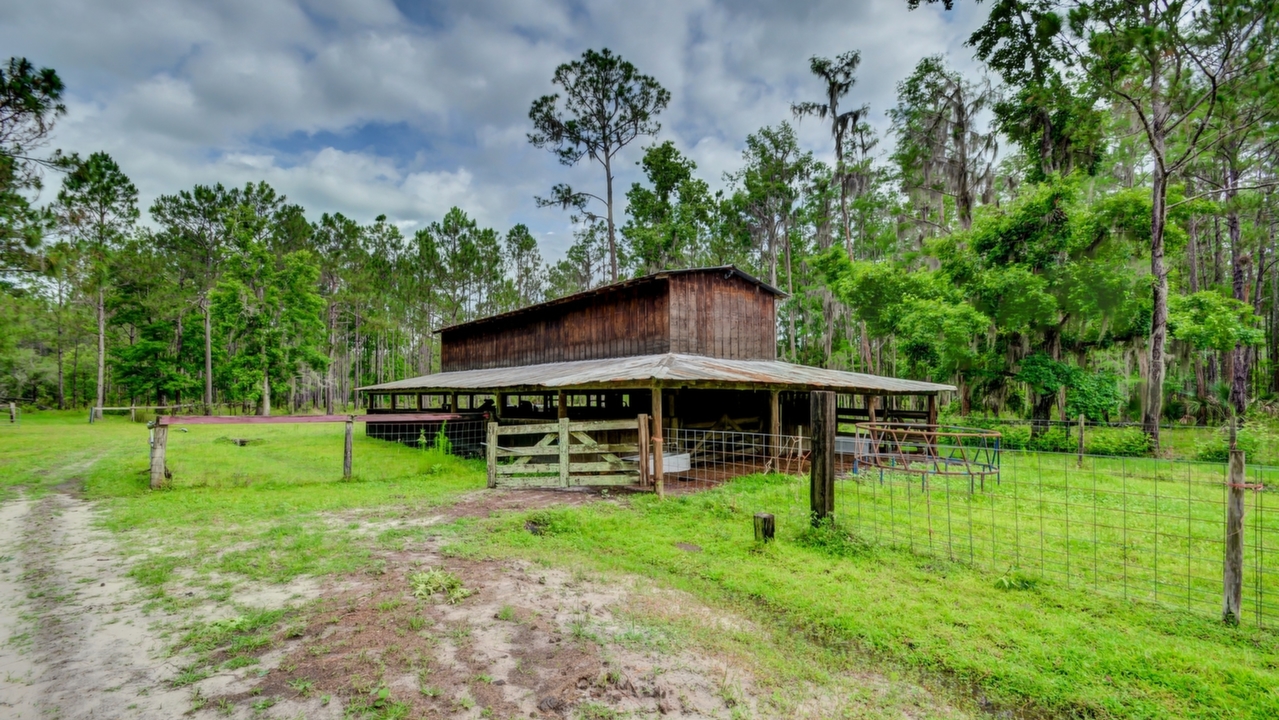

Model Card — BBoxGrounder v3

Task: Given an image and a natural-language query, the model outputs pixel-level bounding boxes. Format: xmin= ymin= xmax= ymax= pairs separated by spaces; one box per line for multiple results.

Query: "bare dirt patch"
xmin=197 ymin=534 xmax=753 ymax=719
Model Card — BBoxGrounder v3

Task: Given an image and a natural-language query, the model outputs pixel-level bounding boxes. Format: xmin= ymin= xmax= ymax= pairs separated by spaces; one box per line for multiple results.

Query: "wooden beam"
xmin=557 ymin=390 xmax=568 ymax=419
xmin=160 ymin=413 xmax=465 ymax=425
xmin=769 ymin=389 xmax=780 ymax=466
xmin=651 ymin=387 xmax=664 ymax=498
xmin=558 ymin=417 xmax=570 ymax=488
xmin=927 ymin=395 xmax=938 ymax=426
xmin=343 ymin=419 xmax=353 ymax=479
xmin=486 ymin=422 xmax=498 ymax=488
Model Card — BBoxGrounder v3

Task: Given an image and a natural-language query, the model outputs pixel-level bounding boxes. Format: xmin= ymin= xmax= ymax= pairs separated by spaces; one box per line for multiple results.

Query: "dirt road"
xmin=0 ymin=490 xmax=189 ymax=719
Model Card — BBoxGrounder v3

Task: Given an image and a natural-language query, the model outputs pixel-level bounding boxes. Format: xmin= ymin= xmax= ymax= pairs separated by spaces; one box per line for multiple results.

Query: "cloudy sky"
xmin=3 ymin=0 xmax=988 ymax=259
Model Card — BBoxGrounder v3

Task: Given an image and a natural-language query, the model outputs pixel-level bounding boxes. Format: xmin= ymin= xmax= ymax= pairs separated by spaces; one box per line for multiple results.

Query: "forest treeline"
xmin=3 ymin=1 xmax=1279 ymax=447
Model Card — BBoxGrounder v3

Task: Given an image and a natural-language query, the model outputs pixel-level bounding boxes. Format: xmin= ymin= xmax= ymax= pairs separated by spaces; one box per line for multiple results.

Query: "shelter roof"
xmin=435 ymin=266 xmax=785 ymax=334
xmin=358 ymin=353 xmax=955 ymax=396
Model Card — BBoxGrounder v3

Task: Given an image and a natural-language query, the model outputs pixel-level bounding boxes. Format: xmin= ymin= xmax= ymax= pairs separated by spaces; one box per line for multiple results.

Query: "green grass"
xmin=7 ymin=411 xmax=1279 ymax=717
xmin=465 ymin=473 xmax=1279 ymax=719
xmin=0 ymin=410 xmax=487 ymax=604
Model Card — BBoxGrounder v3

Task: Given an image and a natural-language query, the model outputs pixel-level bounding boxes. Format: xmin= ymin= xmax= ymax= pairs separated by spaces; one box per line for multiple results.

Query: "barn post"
xmin=927 ymin=394 xmax=938 ymax=426
xmin=651 ymin=387 xmax=664 ymax=498
xmin=557 ymin=390 xmax=568 ymax=419
xmin=1223 ymin=448 xmax=1246 ymax=625
xmin=558 ymin=416 xmax=571 ymax=488
xmin=486 ymin=421 xmax=498 ymax=488
xmin=637 ymin=414 xmax=651 ymax=487
xmin=149 ymin=422 xmax=169 ymax=490
xmin=769 ymin=390 xmax=781 ymax=469
xmin=810 ymin=391 xmax=836 ymax=526
xmin=343 ymin=418 xmax=354 ymax=478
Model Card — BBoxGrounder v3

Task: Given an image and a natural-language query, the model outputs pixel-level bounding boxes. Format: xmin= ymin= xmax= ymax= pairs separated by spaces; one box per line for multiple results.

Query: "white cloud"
xmin=2 ymin=0 xmax=988 ymax=261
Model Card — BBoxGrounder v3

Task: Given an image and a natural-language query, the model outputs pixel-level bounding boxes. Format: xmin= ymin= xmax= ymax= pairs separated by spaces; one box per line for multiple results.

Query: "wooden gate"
xmin=486 ymin=417 xmax=651 ymax=489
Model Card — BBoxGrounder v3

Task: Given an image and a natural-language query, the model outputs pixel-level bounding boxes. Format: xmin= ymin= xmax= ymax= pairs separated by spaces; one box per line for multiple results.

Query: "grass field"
xmin=3 ymin=411 xmax=1279 ymax=718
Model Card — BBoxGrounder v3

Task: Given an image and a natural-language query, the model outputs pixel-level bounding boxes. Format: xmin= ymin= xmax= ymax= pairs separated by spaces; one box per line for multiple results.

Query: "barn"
xmin=358 ymin=267 xmax=954 ymax=486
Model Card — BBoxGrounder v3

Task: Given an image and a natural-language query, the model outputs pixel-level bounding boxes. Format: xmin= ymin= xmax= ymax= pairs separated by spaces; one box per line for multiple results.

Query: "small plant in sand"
xmin=409 ymin=568 xmax=473 ymax=604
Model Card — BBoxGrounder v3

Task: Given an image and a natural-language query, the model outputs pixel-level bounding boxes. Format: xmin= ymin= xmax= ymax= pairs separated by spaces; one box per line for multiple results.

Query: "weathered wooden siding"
xmin=441 ymin=282 xmax=671 ymax=371
xmin=667 ymin=273 xmax=776 ymax=360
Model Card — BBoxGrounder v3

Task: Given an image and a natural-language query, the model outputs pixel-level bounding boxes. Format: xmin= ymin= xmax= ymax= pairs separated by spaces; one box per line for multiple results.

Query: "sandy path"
xmin=0 ymin=491 xmax=189 ymax=719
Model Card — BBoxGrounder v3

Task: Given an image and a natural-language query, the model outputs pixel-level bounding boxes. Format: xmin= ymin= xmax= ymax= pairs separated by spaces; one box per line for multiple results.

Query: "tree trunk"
xmin=604 ymin=153 xmax=618 ymax=282
xmin=1143 ymin=164 xmax=1169 ymax=447
xmin=1227 ymin=166 xmax=1249 ymax=417
xmin=204 ymin=301 xmax=214 ymax=415
xmin=96 ymin=287 xmax=106 ymax=410
xmin=260 ymin=368 xmax=271 ymax=416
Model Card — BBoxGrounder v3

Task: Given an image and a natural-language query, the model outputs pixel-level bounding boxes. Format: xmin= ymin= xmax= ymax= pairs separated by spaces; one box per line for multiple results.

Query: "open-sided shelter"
xmin=359 ymin=266 xmax=954 ymax=444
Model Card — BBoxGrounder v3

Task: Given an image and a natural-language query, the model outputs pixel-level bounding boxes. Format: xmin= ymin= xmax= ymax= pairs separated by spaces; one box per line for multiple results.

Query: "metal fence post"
xmin=811 ymin=391 xmax=836 ymax=526
xmin=1224 ymin=448 xmax=1246 ymax=625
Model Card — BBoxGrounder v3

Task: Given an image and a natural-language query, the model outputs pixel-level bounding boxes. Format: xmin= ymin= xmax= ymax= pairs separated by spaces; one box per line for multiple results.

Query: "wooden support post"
xmin=637 ymin=414 xmax=651 ymax=487
xmin=557 ymin=390 xmax=567 ymax=419
xmin=149 ymin=423 xmax=169 ymax=490
xmin=651 ymin=388 xmax=664 ymax=498
xmin=558 ymin=417 xmax=571 ymax=488
xmin=769 ymin=390 xmax=781 ymax=467
xmin=1224 ymin=448 xmax=1246 ymax=625
xmin=486 ymin=421 xmax=498 ymax=488
xmin=927 ymin=395 xmax=937 ymax=426
xmin=130 ymin=406 xmax=136 ymax=423
xmin=1077 ymin=414 xmax=1085 ymax=468
xmin=8 ymin=402 xmax=15 ymax=423
xmin=450 ymin=392 xmax=458 ymax=412
xmin=810 ymin=391 xmax=836 ymax=526
xmin=343 ymin=419 xmax=354 ymax=479
xmin=754 ymin=513 xmax=775 ymax=542
xmin=865 ymin=394 xmax=876 ymax=423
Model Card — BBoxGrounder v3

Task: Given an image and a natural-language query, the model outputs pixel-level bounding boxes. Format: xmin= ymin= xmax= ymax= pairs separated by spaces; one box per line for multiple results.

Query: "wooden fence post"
xmin=810 ymin=391 xmax=836 ymax=526
xmin=8 ymin=402 xmax=15 ymax=423
xmin=1224 ymin=448 xmax=1246 ymax=625
xmin=637 ymin=414 xmax=650 ymax=487
xmin=1077 ymin=414 xmax=1085 ymax=468
xmin=486 ymin=422 xmax=498 ymax=488
xmin=343 ymin=419 xmax=354 ymax=479
xmin=651 ymin=388 xmax=664 ymax=498
xmin=558 ymin=417 xmax=571 ymax=487
xmin=754 ymin=513 xmax=775 ymax=542
xmin=150 ymin=423 xmax=169 ymax=490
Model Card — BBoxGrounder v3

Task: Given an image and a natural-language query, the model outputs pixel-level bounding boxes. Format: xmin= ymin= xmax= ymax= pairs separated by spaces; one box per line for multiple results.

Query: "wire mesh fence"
xmin=656 ymin=426 xmax=1279 ymax=628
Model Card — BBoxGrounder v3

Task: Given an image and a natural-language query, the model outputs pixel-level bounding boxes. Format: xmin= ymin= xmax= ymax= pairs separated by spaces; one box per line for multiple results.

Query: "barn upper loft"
xmin=437 ymin=266 xmax=785 ymax=372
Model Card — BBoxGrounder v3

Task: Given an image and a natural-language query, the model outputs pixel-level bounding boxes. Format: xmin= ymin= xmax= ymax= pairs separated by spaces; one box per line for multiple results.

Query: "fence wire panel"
xmin=838 ymin=448 xmax=1279 ymax=628
xmin=363 ymin=419 xmax=488 ymax=458
xmin=661 ymin=427 xmax=817 ymax=494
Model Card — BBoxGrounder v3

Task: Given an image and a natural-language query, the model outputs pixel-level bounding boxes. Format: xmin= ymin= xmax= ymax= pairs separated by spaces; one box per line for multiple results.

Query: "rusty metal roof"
xmin=435 ymin=265 xmax=785 ymax=334
xmin=358 ymin=353 xmax=955 ymax=395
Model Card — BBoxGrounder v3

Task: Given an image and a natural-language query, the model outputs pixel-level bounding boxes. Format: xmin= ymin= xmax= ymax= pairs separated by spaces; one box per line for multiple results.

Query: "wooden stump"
xmin=754 ymin=513 xmax=775 ymax=543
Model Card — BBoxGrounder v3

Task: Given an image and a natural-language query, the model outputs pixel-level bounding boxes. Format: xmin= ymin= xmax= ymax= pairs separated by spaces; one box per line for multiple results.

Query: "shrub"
xmin=1026 ymin=428 xmax=1074 ymax=453
xmin=1084 ymin=427 xmax=1151 ymax=457
xmin=1194 ymin=425 xmax=1267 ymax=463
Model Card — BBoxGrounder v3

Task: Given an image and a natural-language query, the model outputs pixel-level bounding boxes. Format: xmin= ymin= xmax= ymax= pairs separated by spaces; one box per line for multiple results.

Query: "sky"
xmin=2 ymin=0 xmax=989 ymax=260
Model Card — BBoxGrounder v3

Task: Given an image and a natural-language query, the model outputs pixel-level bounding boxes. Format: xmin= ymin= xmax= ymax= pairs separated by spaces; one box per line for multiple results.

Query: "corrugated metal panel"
xmin=358 ymin=353 xmax=956 ymax=395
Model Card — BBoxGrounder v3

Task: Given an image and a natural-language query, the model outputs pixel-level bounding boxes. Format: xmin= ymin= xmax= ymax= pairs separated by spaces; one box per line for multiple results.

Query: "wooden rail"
xmin=158 ymin=413 xmax=464 ymax=426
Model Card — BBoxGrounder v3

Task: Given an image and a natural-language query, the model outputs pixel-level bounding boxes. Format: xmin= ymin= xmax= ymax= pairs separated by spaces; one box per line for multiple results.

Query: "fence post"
xmin=651 ymin=388 xmax=664 ymax=499
xmin=769 ymin=390 xmax=781 ymax=469
xmin=486 ymin=422 xmax=498 ymax=488
xmin=1077 ymin=414 xmax=1085 ymax=468
xmin=343 ymin=418 xmax=354 ymax=479
xmin=811 ymin=390 xmax=836 ymax=527
xmin=637 ymin=414 xmax=650 ymax=487
xmin=1224 ymin=448 xmax=1246 ymax=625
xmin=8 ymin=402 xmax=15 ymax=424
xmin=149 ymin=423 xmax=169 ymax=490
xmin=558 ymin=417 xmax=570 ymax=488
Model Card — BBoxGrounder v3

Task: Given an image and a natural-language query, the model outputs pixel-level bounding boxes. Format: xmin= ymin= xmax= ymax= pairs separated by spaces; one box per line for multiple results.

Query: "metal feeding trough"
xmin=623 ymin=452 xmax=692 ymax=474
